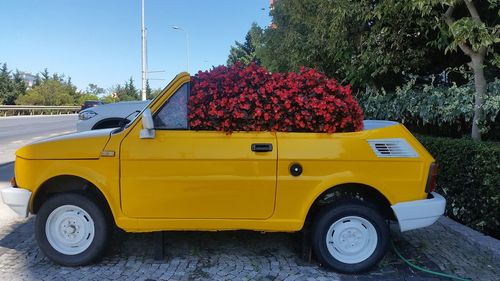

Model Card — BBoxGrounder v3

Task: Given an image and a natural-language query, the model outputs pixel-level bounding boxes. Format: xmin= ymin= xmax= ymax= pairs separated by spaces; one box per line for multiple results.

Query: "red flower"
xmin=188 ymin=63 xmax=364 ymax=133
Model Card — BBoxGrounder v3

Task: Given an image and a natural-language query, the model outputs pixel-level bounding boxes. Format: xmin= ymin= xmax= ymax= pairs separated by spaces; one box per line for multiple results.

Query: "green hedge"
xmin=358 ymin=79 xmax=500 ymax=140
xmin=417 ymin=136 xmax=500 ymax=238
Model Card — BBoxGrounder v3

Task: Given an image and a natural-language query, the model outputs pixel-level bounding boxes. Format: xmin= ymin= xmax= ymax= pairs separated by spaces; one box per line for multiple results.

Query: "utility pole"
xmin=141 ymin=0 xmax=147 ymax=101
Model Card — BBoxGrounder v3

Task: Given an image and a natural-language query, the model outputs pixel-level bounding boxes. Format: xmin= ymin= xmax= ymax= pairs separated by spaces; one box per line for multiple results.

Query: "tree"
xmin=16 ymin=79 xmax=75 ymax=106
xmin=0 ymin=64 xmax=24 ymax=105
xmin=111 ymin=77 xmax=139 ymax=101
xmin=411 ymin=0 xmax=499 ymax=140
xmin=123 ymin=77 xmax=139 ymax=100
xmin=85 ymin=83 xmax=104 ymax=96
xmin=8 ymin=71 xmax=27 ymax=105
xmin=227 ymin=23 xmax=263 ymax=66
xmin=100 ymin=94 xmax=117 ymax=104
xmin=0 ymin=63 xmax=12 ymax=104
xmin=41 ymin=68 xmax=50 ymax=82
xmin=76 ymin=83 xmax=105 ymax=105
xmin=146 ymin=80 xmax=152 ymax=99
xmin=145 ymin=80 xmax=162 ymax=99
xmin=52 ymin=73 xmax=63 ymax=82
xmin=64 ymin=76 xmax=79 ymax=102
xmin=257 ymin=0 xmax=459 ymax=89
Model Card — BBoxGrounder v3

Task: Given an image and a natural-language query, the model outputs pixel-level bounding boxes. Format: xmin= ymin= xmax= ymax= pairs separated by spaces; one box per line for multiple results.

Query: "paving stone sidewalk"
xmin=0 ymin=216 xmax=498 ymax=281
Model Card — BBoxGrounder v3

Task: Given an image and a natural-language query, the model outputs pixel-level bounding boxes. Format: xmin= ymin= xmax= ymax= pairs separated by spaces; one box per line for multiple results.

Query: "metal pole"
xmin=145 ymin=27 xmax=148 ymax=98
xmin=141 ymin=0 xmax=147 ymax=101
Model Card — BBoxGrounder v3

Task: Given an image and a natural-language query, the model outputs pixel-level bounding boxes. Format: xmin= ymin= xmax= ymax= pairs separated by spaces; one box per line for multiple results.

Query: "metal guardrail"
xmin=0 ymin=105 xmax=80 ymax=117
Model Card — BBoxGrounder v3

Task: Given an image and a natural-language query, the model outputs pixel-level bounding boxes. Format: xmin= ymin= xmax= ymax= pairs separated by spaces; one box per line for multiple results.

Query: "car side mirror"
xmin=140 ymin=109 xmax=155 ymax=139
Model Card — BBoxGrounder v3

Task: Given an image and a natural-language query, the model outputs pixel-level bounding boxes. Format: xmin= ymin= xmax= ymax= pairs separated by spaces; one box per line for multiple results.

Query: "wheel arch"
xmin=304 ymin=182 xmax=394 ymax=228
xmin=91 ymin=118 xmax=127 ymax=130
xmin=31 ymin=175 xmax=115 ymax=224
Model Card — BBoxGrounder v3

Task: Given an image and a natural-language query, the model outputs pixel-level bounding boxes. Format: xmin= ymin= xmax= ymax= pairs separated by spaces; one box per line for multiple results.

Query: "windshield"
xmin=121 ymin=74 xmax=185 ymax=131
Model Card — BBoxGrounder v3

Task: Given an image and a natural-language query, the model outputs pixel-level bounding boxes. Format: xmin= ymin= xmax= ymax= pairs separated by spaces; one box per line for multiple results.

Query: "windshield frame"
xmin=113 ymin=74 xmax=186 ymax=134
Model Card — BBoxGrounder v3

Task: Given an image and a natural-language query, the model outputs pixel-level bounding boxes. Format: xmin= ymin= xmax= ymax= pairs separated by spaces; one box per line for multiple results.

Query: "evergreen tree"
xmin=227 ymin=23 xmax=263 ymax=66
xmin=146 ymin=80 xmax=152 ymax=99
xmin=52 ymin=73 xmax=63 ymax=82
xmin=0 ymin=63 xmax=12 ymax=104
xmin=6 ymin=71 xmax=27 ymax=105
xmin=113 ymin=77 xmax=139 ymax=101
xmin=33 ymin=74 xmax=41 ymax=87
xmin=41 ymin=68 xmax=50 ymax=82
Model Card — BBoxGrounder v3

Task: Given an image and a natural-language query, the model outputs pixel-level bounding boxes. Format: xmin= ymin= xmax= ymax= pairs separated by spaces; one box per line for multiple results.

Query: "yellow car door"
xmin=120 ymin=82 xmax=277 ymax=219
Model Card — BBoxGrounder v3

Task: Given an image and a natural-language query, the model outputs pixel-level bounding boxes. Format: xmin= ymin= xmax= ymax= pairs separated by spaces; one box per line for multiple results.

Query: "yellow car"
xmin=1 ymin=73 xmax=445 ymax=273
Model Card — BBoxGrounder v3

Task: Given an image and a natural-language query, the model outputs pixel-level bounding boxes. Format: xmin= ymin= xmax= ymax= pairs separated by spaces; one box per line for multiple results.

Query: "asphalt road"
xmin=0 ymin=114 xmax=76 ymax=165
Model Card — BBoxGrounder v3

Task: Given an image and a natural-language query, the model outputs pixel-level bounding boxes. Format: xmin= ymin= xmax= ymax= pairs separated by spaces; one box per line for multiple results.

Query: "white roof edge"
xmin=363 ymin=120 xmax=399 ymax=130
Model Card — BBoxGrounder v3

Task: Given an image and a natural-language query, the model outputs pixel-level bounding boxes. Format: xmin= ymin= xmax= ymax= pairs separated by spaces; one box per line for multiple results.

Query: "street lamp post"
xmin=141 ymin=0 xmax=147 ymax=101
xmin=172 ymin=26 xmax=190 ymax=73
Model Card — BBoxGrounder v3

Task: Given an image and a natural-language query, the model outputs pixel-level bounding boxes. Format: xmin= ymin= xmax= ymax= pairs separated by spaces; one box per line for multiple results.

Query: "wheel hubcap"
xmin=325 ymin=216 xmax=378 ymax=264
xmin=45 ymin=205 xmax=95 ymax=255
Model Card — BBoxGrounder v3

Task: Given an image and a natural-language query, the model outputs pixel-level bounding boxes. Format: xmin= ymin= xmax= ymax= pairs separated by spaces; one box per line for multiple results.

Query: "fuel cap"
xmin=290 ymin=163 xmax=303 ymax=177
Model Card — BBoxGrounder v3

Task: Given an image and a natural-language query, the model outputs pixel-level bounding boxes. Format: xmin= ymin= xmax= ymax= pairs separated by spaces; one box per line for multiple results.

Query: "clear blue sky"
xmin=0 ymin=0 xmax=271 ymax=91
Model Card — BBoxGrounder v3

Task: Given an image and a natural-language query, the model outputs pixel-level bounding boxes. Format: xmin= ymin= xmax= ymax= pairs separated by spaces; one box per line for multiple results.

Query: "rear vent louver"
xmin=367 ymin=138 xmax=418 ymax=158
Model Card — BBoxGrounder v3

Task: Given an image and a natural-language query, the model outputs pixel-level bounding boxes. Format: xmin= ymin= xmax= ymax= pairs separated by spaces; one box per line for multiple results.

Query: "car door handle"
xmin=251 ymin=143 xmax=273 ymax=152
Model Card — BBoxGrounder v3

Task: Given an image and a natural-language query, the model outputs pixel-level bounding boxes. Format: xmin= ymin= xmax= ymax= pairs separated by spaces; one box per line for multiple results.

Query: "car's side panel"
xmin=271 ymin=126 xmax=432 ymax=224
xmin=120 ymin=129 xmax=278 ymax=219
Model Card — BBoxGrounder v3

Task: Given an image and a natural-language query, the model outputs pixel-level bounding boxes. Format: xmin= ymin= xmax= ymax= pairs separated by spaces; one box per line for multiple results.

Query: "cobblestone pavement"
xmin=0 ymin=216 xmax=498 ymax=281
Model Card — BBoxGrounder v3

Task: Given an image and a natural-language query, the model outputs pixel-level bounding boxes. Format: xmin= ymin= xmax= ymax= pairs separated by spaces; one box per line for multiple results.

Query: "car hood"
xmin=16 ymin=128 xmax=114 ymax=160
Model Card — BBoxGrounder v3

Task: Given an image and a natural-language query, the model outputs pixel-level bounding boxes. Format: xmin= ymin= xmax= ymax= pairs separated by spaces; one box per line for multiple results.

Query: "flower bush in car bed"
xmin=188 ymin=63 xmax=364 ymax=133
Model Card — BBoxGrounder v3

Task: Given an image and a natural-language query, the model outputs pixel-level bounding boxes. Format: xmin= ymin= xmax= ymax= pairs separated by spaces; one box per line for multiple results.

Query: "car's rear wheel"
xmin=35 ymin=193 xmax=110 ymax=266
xmin=311 ymin=199 xmax=389 ymax=273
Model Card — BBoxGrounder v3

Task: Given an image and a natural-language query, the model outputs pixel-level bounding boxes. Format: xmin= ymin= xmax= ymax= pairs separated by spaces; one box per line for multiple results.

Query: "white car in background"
xmin=77 ymin=100 xmax=150 ymax=132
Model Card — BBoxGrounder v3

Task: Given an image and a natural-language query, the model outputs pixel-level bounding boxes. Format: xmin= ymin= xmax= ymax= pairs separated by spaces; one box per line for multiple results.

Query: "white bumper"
xmin=0 ymin=187 xmax=32 ymax=217
xmin=391 ymin=192 xmax=446 ymax=232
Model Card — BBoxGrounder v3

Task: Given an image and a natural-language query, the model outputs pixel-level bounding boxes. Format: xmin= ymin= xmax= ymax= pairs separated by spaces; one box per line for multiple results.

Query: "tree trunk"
xmin=470 ymin=54 xmax=486 ymax=140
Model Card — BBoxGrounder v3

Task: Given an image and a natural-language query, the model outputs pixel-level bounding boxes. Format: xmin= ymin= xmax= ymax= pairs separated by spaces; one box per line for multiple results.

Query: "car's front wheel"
xmin=35 ymin=193 xmax=110 ymax=266
xmin=311 ymin=199 xmax=389 ymax=273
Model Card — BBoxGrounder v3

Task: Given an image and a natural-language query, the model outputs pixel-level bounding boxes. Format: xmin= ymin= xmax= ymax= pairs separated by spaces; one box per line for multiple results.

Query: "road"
xmin=0 ymin=114 xmax=76 ymax=165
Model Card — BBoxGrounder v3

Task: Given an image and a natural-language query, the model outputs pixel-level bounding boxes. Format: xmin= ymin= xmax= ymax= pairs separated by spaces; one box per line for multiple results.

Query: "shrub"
xmin=188 ymin=63 xmax=364 ymax=133
xmin=358 ymin=79 xmax=500 ymax=140
xmin=418 ymin=136 xmax=500 ymax=238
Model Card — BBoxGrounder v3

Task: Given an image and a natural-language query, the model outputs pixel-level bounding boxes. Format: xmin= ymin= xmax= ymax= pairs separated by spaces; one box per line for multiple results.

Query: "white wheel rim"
xmin=45 ymin=205 xmax=95 ymax=255
xmin=325 ymin=216 xmax=378 ymax=264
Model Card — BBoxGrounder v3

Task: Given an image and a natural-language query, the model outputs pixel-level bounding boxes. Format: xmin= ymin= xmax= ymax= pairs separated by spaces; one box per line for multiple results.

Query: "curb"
xmin=438 ymin=216 xmax=500 ymax=261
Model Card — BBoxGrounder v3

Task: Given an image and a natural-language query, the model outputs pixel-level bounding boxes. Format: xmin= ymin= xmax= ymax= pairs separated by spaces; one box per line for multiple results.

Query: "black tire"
xmin=35 ymin=193 xmax=111 ymax=266
xmin=311 ymin=199 xmax=389 ymax=273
